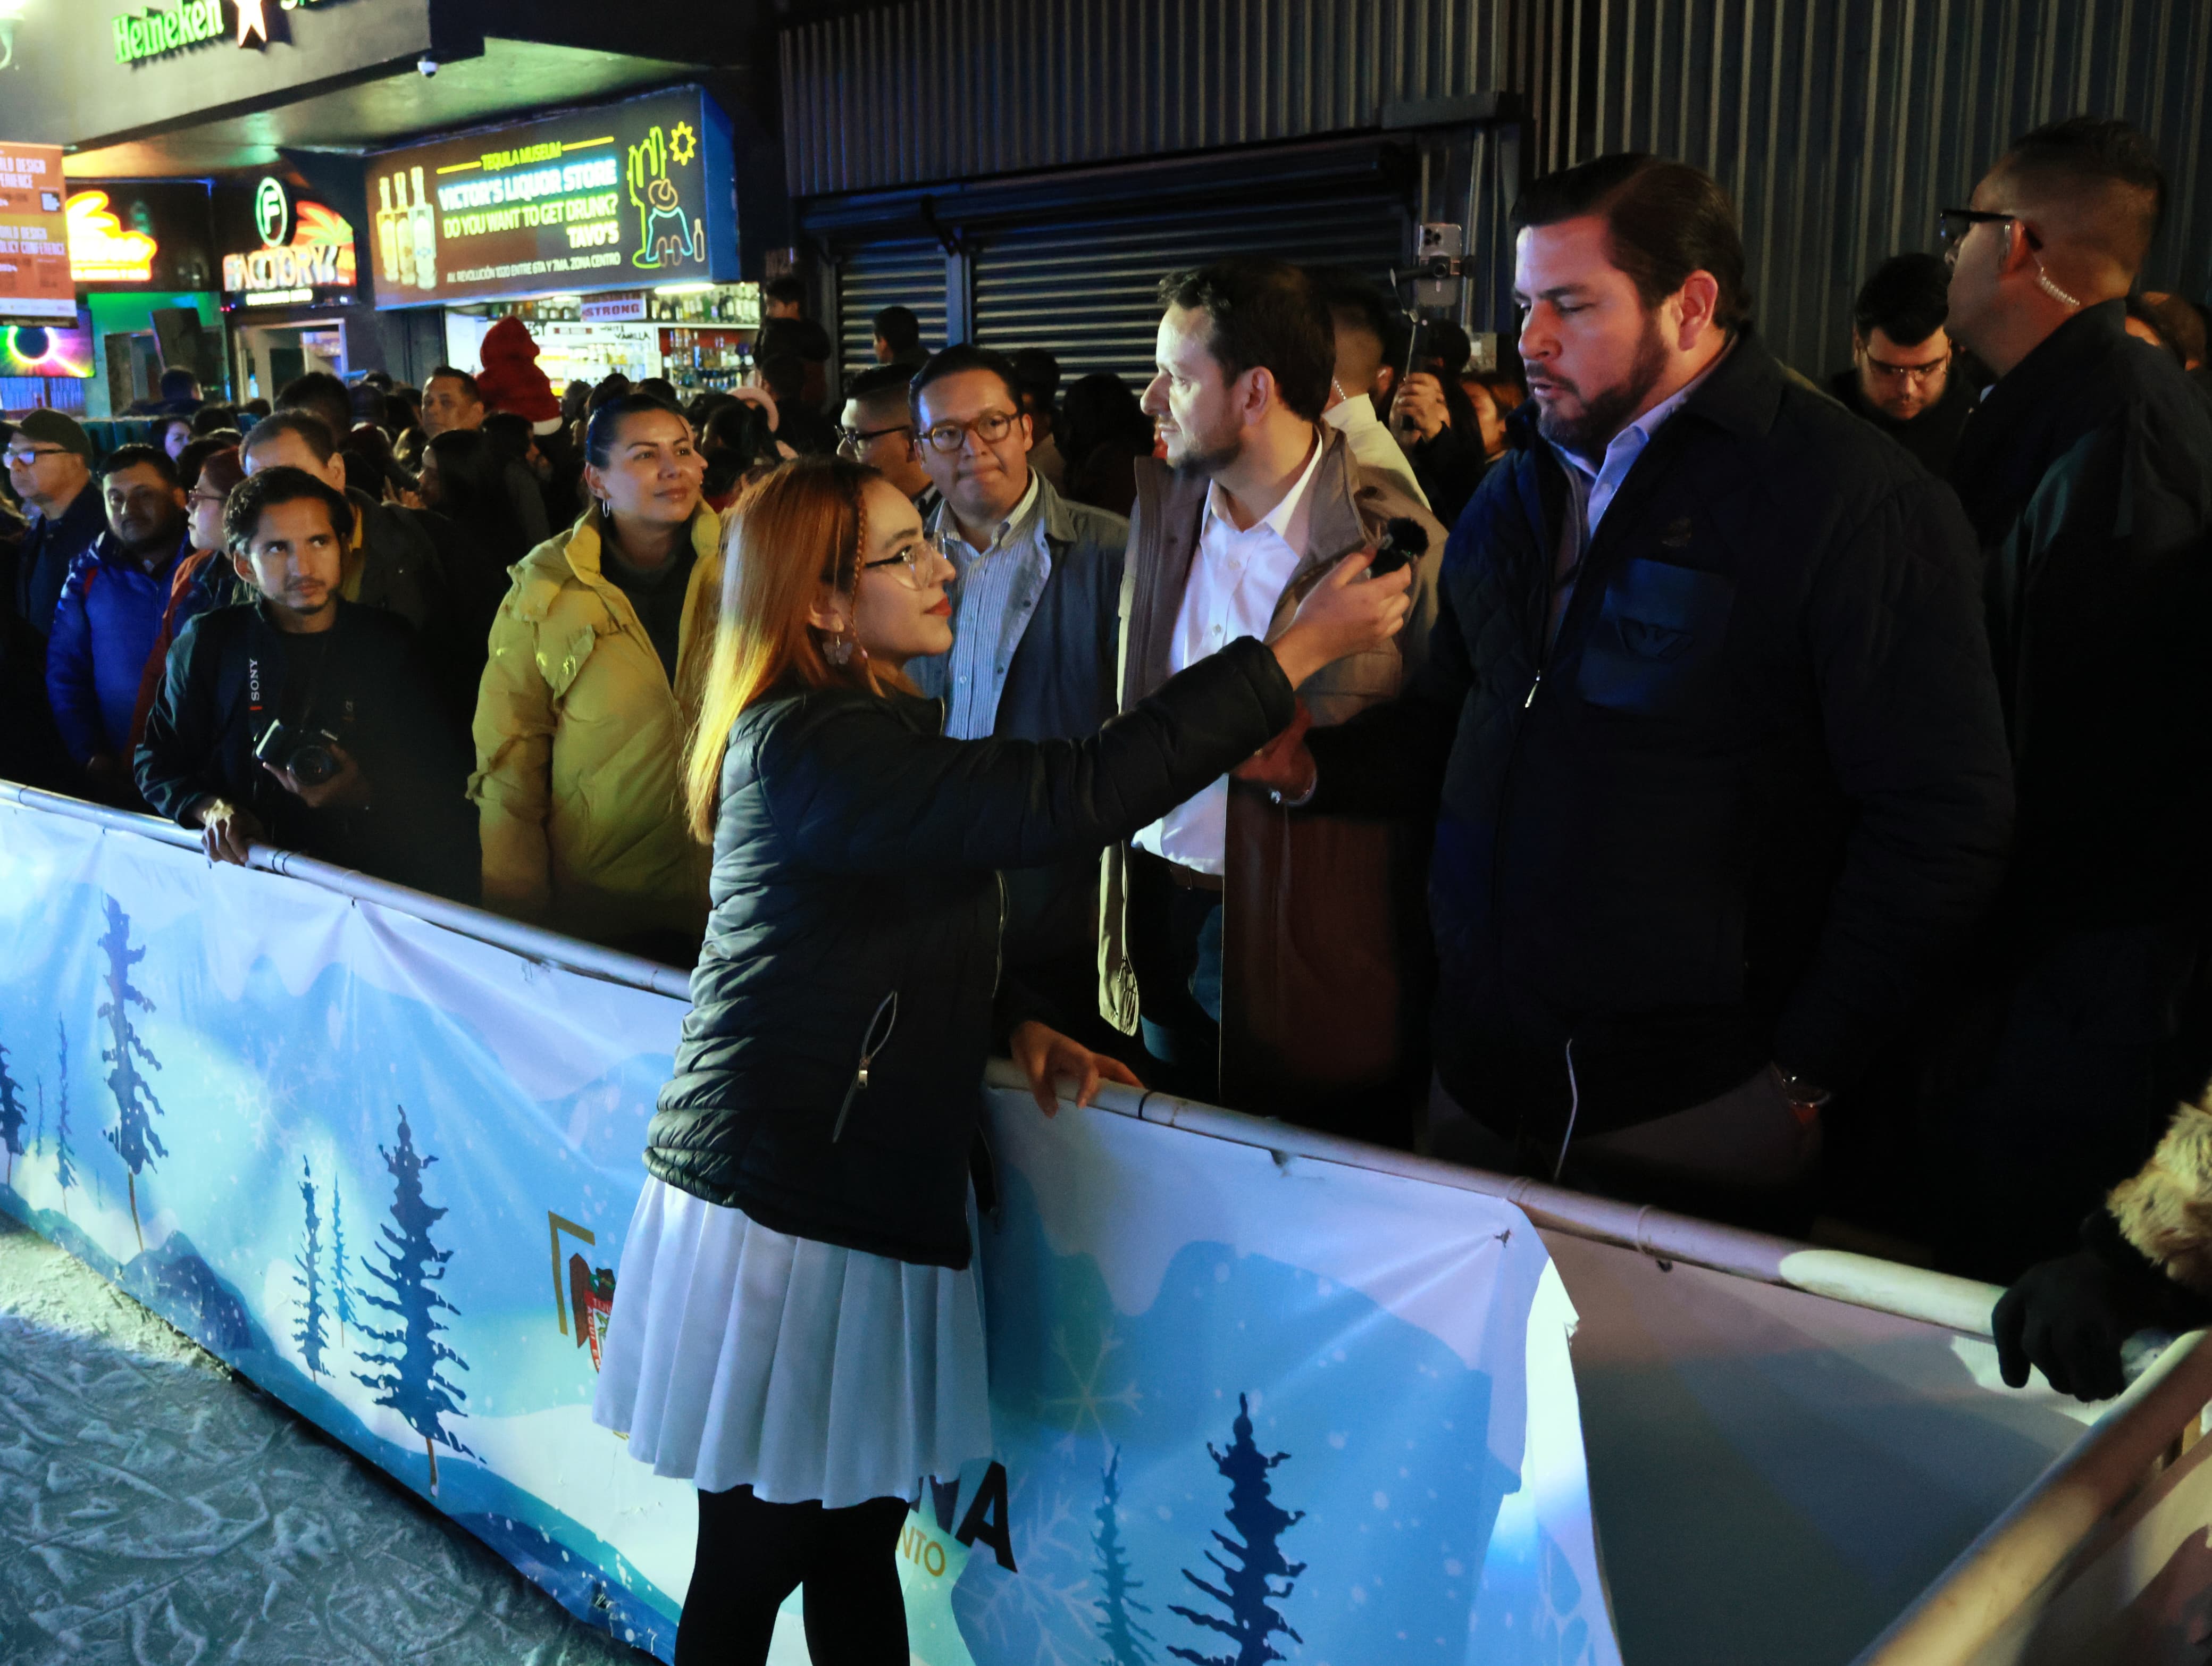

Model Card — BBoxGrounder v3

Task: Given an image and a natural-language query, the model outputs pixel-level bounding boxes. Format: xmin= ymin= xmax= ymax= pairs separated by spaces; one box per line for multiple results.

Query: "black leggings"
xmin=674 ymin=1484 xmax=909 ymax=1665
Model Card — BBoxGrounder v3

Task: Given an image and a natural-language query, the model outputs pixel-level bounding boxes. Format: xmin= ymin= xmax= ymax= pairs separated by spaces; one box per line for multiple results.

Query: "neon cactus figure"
xmin=625 ymin=125 xmax=700 ymax=270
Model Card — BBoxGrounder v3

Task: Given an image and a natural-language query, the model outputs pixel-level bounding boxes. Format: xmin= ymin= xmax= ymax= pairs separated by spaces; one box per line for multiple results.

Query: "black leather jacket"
xmin=644 ymin=636 xmax=1294 ymax=1267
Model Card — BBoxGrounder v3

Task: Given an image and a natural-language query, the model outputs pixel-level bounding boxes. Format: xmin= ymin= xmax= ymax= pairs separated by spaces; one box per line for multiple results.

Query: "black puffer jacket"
xmin=645 ymin=636 xmax=1294 ymax=1268
xmin=1309 ymin=330 xmax=2015 ymax=1140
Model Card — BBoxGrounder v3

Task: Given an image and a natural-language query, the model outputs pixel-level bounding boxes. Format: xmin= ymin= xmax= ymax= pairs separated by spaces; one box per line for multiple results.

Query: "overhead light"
xmin=653 ymin=283 xmax=717 ymax=296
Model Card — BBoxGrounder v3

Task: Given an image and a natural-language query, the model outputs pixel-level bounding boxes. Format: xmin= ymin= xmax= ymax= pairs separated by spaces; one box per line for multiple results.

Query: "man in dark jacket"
xmin=1935 ymin=117 xmax=2212 ymax=1280
xmin=1826 ymin=253 xmax=1979 ymax=476
xmin=135 ymin=467 xmax=475 ymax=902
xmin=45 ymin=445 xmax=197 ymax=805
xmin=1250 ymin=155 xmax=2014 ymax=1218
xmin=3 ymin=411 xmax=104 ymax=788
xmin=906 ymin=343 xmax=1131 ymax=1048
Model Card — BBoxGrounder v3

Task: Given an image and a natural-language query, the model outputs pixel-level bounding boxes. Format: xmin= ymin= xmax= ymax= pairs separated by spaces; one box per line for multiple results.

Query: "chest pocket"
xmin=1576 ymin=556 xmax=1736 ymax=719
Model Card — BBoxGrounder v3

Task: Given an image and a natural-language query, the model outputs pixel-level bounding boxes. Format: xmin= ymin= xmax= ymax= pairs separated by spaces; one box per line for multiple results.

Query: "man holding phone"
xmin=135 ymin=467 xmax=476 ymax=901
xmin=1097 ymin=257 xmax=1445 ymax=1145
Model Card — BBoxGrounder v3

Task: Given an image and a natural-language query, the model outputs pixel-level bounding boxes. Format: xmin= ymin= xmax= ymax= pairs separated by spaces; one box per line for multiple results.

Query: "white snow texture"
xmin=0 ymin=1212 xmax=653 ymax=1665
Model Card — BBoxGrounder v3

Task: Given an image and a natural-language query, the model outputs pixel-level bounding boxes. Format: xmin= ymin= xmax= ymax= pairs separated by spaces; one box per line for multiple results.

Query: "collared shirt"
xmin=1134 ymin=432 xmax=1325 ymax=873
xmin=1322 ymin=394 xmax=1430 ymax=509
xmin=934 ymin=473 xmax=1049 ymax=740
xmin=1547 ymin=346 xmax=1729 ymax=637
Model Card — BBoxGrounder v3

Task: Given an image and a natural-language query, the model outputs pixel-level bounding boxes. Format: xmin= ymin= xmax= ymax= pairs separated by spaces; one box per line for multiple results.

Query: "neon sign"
xmin=2 ymin=324 xmax=95 ymax=379
xmin=65 ymin=190 xmax=160 ymax=283
xmin=111 ymin=0 xmax=353 ymax=65
xmin=222 ymin=180 xmax=356 ymax=304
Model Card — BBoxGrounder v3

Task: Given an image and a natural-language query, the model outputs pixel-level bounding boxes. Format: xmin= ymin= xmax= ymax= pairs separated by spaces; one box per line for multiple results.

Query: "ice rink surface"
xmin=0 ymin=1212 xmax=651 ymax=1666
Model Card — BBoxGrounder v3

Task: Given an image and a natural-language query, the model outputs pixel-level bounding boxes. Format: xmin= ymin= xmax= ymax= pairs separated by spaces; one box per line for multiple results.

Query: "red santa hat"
xmin=474 ymin=316 xmax=561 ymax=424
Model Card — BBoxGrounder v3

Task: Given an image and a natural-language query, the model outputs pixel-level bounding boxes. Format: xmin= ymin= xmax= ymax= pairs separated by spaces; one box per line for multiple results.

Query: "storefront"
xmin=366 ymin=85 xmax=759 ymax=400
xmin=216 ymin=172 xmax=365 ymax=400
xmin=0 ymin=0 xmax=789 ymax=397
xmin=65 ymin=178 xmax=222 ymax=417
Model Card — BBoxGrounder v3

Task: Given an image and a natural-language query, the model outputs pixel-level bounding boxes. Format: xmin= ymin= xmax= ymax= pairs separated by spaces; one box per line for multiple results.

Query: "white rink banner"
xmin=0 ymin=796 xmax=1620 ymax=1665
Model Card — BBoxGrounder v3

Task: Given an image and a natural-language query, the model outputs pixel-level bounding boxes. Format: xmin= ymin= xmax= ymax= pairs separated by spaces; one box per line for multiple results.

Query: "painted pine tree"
xmin=96 ymin=899 xmax=166 ymax=1251
xmin=52 ymin=1019 xmax=78 ymax=1217
xmin=1167 ymin=1395 xmax=1305 ymax=1666
xmin=1094 ymin=1446 xmax=1157 ymax=1666
xmin=0 ymin=1035 xmax=26 ymax=1188
xmin=354 ymin=1107 xmax=472 ymax=1493
xmin=294 ymin=1157 xmax=329 ymax=1380
xmin=330 ymin=1181 xmax=356 ymax=1352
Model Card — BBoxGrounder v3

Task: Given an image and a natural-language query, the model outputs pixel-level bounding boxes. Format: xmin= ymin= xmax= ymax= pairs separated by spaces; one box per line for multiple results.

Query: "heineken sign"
xmin=112 ymin=0 xmax=227 ymax=64
xmin=112 ymin=0 xmax=354 ymax=66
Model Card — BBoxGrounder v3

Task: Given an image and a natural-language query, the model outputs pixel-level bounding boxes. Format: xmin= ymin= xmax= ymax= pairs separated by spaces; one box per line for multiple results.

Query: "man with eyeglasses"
xmin=44 ymin=445 xmax=200 ymax=806
xmin=907 ymin=341 xmax=1132 ymax=1050
xmin=837 ymin=363 xmax=939 ymax=520
xmin=3 ymin=411 xmax=106 ymax=788
xmin=1826 ymin=253 xmax=1978 ymax=475
xmin=1929 ymin=117 xmax=2212 ymax=1289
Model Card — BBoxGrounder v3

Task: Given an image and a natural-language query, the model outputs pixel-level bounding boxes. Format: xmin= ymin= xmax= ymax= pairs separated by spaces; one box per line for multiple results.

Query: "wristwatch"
xmin=1268 ymin=757 xmax=1318 ymax=809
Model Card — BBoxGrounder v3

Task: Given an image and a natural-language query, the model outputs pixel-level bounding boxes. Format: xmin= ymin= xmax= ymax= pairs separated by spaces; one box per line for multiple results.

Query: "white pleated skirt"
xmin=590 ymin=1176 xmax=994 ymax=1508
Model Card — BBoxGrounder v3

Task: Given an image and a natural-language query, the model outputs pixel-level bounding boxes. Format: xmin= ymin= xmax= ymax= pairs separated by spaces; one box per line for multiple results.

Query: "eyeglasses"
xmin=4 ymin=445 xmax=66 ymax=467
xmin=1860 ymin=348 xmax=1951 ymax=384
xmin=188 ymin=489 xmax=228 ymax=507
xmin=1937 ymin=207 xmax=2034 ymax=267
xmin=860 ymin=533 xmax=946 ymax=591
xmin=918 ymin=409 xmax=1018 ymax=454
xmin=837 ymin=422 xmax=913 ymax=455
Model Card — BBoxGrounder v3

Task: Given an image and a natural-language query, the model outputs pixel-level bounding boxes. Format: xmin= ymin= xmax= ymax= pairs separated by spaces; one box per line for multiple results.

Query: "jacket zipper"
xmin=993 ymin=871 xmax=1007 ymax=998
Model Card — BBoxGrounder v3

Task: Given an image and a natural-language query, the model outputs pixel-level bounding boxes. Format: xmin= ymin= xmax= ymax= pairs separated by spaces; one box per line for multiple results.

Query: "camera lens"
xmin=289 ymin=744 xmax=341 ymax=788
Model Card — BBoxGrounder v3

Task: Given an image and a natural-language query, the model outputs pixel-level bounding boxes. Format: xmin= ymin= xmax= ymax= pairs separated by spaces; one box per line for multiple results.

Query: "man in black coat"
xmin=1936 ymin=116 xmax=2212 ymax=1281
xmin=135 ymin=467 xmax=475 ymax=902
xmin=3 ymin=411 xmax=105 ymax=787
xmin=1825 ymin=253 xmax=1979 ymax=476
xmin=1244 ymin=154 xmax=2014 ymax=1224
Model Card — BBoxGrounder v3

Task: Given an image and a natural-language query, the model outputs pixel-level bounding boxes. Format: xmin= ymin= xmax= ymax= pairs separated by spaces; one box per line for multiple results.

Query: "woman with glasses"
xmin=590 ymin=455 xmax=1411 ymax=1665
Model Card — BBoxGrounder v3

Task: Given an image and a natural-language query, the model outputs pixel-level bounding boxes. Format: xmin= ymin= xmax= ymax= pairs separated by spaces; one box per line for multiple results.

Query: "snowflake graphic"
xmin=669 ymin=122 xmax=698 ymax=166
xmin=1041 ymin=1323 xmax=1142 ymax=1460
xmin=954 ymin=1474 xmax=1094 ymax=1666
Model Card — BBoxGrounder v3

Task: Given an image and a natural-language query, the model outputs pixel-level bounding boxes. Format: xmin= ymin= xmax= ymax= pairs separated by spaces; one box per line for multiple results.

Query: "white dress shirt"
xmin=1133 ymin=434 xmax=1326 ymax=874
xmin=1322 ymin=394 xmax=1429 ymax=509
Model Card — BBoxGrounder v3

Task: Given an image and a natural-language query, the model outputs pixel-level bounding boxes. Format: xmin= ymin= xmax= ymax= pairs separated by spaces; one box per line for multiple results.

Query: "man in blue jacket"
xmin=1245 ymin=154 xmax=2015 ymax=1225
xmin=46 ymin=444 xmax=202 ymax=805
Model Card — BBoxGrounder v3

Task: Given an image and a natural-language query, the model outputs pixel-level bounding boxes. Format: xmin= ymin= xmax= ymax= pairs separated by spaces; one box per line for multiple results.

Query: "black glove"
xmin=1992 ymin=1210 xmax=2212 ymax=1402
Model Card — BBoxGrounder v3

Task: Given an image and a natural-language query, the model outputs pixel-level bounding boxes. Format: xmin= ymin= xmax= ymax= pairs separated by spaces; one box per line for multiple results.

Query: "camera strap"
xmin=246 ymin=605 xmax=336 ymax=732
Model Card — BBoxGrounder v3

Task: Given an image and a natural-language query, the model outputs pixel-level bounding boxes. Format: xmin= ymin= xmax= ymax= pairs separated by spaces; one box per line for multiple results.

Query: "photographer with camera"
xmin=134 ymin=467 xmax=476 ymax=902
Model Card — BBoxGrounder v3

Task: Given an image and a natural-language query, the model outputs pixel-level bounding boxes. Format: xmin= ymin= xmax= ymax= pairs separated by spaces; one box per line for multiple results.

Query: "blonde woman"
xmin=591 ymin=456 xmax=1411 ymax=1662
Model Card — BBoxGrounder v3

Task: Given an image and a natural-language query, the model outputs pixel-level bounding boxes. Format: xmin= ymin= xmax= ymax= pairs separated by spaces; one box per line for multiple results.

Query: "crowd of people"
xmin=5 ymin=113 xmax=2212 ymax=1662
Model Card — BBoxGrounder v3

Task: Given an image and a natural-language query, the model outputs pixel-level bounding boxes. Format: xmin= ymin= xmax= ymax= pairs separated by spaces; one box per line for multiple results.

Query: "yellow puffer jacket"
xmin=469 ymin=506 xmax=723 ymax=947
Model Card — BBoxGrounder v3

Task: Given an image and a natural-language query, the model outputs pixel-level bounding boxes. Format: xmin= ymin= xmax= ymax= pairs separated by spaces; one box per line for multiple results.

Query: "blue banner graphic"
xmin=0 ymin=799 xmax=1619 ymax=1663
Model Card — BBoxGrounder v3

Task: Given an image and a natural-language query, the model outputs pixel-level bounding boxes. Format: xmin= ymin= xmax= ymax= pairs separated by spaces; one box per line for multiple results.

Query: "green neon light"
xmin=111 ymin=0 xmax=228 ymax=65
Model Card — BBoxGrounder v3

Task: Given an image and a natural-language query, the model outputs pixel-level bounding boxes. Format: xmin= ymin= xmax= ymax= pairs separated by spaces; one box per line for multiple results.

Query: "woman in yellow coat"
xmin=470 ymin=394 xmax=722 ymax=956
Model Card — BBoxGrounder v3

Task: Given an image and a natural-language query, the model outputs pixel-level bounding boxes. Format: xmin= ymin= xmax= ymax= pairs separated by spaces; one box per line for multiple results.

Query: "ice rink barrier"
xmin=2 ymin=781 xmax=2207 ymax=1664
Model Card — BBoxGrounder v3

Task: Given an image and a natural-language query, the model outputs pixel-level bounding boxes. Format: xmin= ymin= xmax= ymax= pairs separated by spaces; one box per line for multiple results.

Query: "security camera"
xmin=417 ymin=55 xmax=439 ymax=77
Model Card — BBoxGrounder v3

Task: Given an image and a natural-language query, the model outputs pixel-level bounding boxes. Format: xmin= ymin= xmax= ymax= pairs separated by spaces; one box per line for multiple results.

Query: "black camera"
xmin=254 ymin=719 xmax=344 ymax=788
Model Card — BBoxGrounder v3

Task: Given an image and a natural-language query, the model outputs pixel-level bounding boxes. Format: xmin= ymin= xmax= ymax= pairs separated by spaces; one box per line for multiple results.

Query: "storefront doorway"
xmin=234 ymin=321 xmax=347 ymax=403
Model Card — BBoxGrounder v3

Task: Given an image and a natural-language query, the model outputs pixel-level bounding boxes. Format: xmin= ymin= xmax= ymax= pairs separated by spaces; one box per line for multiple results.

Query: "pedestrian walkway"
xmin=0 ymin=1212 xmax=649 ymax=1665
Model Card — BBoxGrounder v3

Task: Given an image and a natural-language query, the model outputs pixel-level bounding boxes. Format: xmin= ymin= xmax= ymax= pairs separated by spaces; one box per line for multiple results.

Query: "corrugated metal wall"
xmin=1526 ymin=0 xmax=2212 ymax=375
xmin=784 ymin=0 xmax=2212 ymax=379
xmin=781 ymin=0 xmax=1534 ymax=194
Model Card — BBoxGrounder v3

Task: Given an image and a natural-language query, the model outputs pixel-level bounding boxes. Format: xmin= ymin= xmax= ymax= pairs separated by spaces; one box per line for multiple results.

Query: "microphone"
xmin=1367 ymin=516 xmax=1430 ymax=577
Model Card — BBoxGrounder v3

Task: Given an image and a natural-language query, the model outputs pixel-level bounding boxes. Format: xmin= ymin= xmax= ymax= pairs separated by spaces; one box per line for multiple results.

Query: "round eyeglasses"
xmin=918 ymin=410 xmax=1018 ymax=453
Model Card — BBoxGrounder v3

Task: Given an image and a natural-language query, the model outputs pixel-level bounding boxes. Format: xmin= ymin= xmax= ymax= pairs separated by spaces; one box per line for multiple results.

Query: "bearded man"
xmin=1096 ymin=257 xmax=1445 ymax=1145
xmin=1241 ymin=154 xmax=2014 ymax=1224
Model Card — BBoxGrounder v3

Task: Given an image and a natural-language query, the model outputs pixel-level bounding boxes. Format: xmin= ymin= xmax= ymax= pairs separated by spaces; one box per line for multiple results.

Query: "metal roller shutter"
xmin=834 ymin=239 xmax=946 ymax=388
xmin=971 ymin=193 xmax=1411 ymax=386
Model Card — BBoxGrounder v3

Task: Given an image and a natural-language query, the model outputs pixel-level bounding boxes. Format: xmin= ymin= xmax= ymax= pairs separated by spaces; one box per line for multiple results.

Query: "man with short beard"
xmin=1244 ymin=154 xmax=2014 ymax=1224
xmin=45 ymin=445 xmax=201 ymax=805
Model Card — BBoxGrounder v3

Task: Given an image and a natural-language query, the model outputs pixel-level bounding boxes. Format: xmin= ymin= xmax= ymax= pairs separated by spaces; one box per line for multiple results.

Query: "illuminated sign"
xmin=221 ymin=177 xmax=356 ymax=307
xmin=366 ymin=87 xmax=736 ymax=309
xmin=65 ymin=190 xmax=160 ymax=283
xmin=0 ymin=146 xmax=74 ymax=323
xmin=2 ymin=322 xmax=96 ymax=378
xmin=111 ymin=0 xmax=353 ymax=65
